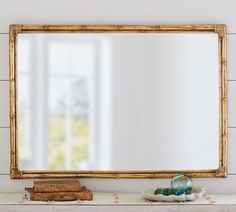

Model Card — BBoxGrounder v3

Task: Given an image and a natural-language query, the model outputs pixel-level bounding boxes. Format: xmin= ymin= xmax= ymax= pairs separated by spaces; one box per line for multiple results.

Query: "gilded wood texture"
xmin=9 ymin=24 xmax=227 ymax=179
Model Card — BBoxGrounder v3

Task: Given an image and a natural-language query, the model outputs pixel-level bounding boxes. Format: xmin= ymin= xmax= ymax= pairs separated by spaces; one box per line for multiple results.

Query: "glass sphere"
xmin=171 ymin=174 xmax=193 ymax=195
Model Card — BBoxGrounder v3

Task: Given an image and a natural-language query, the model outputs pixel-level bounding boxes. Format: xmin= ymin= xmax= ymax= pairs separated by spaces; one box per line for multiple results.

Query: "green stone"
xmin=154 ymin=188 xmax=176 ymax=196
xmin=154 ymin=187 xmax=193 ymax=196
xmin=154 ymin=188 xmax=165 ymax=195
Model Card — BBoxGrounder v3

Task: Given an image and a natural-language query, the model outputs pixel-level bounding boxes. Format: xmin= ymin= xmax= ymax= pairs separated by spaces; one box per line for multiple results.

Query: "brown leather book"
xmin=25 ymin=186 xmax=93 ymax=201
xmin=33 ymin=180 xmax=81 ymax=192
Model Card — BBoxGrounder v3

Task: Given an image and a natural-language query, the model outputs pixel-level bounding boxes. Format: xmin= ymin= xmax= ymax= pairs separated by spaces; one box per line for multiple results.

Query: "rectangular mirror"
xmin=10 ymin=25 xmax=227 ymax=179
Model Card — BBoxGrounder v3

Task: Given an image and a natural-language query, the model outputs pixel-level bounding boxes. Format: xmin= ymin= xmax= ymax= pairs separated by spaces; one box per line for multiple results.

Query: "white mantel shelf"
xmin=0 ymin=192 xmax=236 ymax=212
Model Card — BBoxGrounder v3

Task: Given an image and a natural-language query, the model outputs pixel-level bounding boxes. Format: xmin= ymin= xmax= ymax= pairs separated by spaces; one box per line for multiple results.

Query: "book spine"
xmin=34 ymin=183 xmax=81 ymax=193
xmin=29 ymin=190 xmax=93 ymax=201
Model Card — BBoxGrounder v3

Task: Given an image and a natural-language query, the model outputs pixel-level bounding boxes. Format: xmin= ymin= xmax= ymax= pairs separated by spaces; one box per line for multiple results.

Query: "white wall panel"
xmin=228 ymin=82 xmax=236 ymax=127
xmin=0 ymin=129 xmax=9 ymax=174
xmin=0 ymin=34 xmax=8 ymax=80
xmin=0 ymin=0 xmax=236 ymax=33
xmin=228 ymin=128 xmax=236 ymax=174
xmin=228 ymin=35 xmax=236 ymax=80
xmin=0 ymin=82 xmax=9 ymax=127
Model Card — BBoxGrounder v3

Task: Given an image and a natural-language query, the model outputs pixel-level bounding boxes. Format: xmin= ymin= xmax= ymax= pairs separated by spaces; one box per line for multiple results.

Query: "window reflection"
xmin=18 ymin=34 xmax=112 ymax=170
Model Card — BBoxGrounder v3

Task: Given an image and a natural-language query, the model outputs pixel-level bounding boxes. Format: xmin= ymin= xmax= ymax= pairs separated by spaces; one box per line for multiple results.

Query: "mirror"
xmin=10 ymin=25 xmax=227 ymax=179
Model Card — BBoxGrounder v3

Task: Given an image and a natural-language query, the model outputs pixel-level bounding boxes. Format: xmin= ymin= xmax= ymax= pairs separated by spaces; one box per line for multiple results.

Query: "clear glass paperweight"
xmin=171 ymin=174 xmax=193 ymax=195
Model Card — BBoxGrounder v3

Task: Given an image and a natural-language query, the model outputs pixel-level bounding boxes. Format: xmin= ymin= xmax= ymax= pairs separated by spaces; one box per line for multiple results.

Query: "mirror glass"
xmin=17 ymin=33 xmax=219 ymax=171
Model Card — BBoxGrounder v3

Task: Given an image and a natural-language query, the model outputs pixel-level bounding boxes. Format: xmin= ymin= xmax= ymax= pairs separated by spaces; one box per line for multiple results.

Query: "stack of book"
xmin=25 ymin=180 xmax=93 ymax=201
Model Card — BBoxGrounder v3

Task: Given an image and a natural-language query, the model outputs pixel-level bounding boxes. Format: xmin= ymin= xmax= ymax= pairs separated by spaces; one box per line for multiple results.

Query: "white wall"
xmin=0 ymin=0 xmax=236 ymax=193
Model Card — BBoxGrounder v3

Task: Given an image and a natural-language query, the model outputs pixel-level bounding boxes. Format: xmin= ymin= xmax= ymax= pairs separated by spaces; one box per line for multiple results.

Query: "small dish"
xmin=141 ymin=186 xmax=206 ymax=202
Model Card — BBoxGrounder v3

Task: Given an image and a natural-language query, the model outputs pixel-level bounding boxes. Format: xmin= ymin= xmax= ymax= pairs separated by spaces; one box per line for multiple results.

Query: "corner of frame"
xmin=215 ymin=166 xmax=227 ymax=177
xmin=9 ymin=25 xmax=23 ymax=43
xmin=9 ymin=24 xmax=23 ymax=34
xmin=215 ymin=24 xmax=227 ymax=38
xmin=10 ymin=167 xmax=23 ymax=179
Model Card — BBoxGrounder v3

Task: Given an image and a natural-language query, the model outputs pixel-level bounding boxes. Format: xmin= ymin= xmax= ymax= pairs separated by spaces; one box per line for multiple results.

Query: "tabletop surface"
xmin=0 ymin=192 xmax=235 ymax=206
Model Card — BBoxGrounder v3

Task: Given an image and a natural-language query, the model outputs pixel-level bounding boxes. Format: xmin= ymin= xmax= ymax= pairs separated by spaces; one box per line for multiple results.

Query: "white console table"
xmin=0 ymin=192 xmax=236 ymax=212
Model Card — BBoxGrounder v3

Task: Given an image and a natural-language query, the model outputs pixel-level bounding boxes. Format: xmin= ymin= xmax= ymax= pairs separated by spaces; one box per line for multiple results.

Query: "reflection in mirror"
xmin=18 ymin=33 xmax=219 ymax=171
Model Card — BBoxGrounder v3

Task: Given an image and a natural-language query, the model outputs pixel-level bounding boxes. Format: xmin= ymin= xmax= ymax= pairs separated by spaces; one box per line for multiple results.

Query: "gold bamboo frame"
xmin=9 ymin=24 xmax=227 ymax=179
